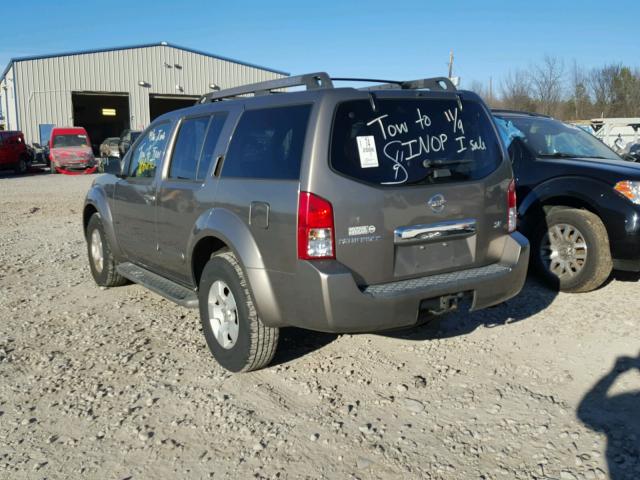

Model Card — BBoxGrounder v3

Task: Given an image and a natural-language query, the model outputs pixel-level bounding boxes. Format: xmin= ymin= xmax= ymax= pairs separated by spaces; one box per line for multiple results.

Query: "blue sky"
xmin=1 ymin=0 xmax=638 ymax=90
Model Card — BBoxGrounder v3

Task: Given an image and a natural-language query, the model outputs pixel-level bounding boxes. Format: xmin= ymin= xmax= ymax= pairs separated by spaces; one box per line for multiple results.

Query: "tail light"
xmin=298 ymin=192 xmax=335 ymax=260
xmin=507 ymin=179 xmax=517 ymax=233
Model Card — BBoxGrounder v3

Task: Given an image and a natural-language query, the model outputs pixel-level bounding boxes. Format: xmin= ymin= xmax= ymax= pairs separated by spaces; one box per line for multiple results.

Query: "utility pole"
xmin=489 ymin=76 xmax=493 ymax=103
xmin=448 ymin=50 xmax=454 ymax=79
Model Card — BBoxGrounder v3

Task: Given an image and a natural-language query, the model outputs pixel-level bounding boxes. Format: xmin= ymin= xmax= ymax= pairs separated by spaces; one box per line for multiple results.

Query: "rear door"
xmin=326 ymin=95 xmax=509 ymax=286
xmin=155 ymin=110 xmax=231 ymax=284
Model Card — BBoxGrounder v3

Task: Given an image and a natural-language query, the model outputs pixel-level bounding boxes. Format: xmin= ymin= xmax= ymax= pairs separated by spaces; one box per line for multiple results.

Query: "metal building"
xmin=0 ymin=42 xmax=287 ymax=150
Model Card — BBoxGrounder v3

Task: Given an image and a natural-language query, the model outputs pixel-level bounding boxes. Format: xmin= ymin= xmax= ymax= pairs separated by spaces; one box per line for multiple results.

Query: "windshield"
xmin=52 ymin=133 xmax=89 ymax=148
xmin=497 ymin=116 xmax=620 ymax=161
xmin=331 ymin=98 xmax=502 ymax=186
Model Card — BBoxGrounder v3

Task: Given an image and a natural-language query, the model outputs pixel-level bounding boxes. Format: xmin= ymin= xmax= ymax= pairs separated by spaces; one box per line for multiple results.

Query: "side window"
xmin=197 ymin=113 xmax=227 ymax=180
xmin=169 ymin=116 xmax=210 ymax=180
xmin=222 ymin=105 xmax=311 ymax=180
xmin=129 ymin=123 xmax=171 ymax=179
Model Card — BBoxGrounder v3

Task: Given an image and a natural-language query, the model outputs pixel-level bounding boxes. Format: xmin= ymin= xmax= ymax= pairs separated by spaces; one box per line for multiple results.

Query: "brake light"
xmin=297 ymin=192 xmax=335 ymax=260
xmin=507 ymin=179 xmax=517 ymax=233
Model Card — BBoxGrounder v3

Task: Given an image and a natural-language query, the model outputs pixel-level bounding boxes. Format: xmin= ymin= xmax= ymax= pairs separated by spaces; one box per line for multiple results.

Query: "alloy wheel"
xmin=90 ymin=229 xmax=104 ymax=274
xmin=208 ymin=280 xmax=239 ymax=349
xmin=540 ymin=223 xmax=588 ymax=279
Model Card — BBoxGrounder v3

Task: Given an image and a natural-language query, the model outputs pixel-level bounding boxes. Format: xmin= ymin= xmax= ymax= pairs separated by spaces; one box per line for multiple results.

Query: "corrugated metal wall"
xmin=12 ymin=45 xmax=284 ymax=142
xmin=0 ymin=66 xmax=16 ymax=131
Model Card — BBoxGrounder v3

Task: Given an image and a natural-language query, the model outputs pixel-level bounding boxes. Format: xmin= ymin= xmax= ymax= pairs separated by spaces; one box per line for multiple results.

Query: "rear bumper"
xmin=263 ymin=232 xmax=529 ymax=333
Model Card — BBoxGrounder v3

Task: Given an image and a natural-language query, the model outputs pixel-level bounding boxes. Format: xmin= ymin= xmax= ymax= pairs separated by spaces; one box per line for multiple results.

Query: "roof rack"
xmin=333 ymin=76 xmax=457 ymax=92
xmin=197 ymin=72 xmax=457 ymax=103
xmin=198 ymin=72 xmax=333 ymax=103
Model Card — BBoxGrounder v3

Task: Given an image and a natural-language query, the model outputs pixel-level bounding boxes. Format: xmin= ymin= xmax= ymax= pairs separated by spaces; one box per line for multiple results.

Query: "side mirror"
xmin=120 ymin=141 xmax=131 ymax=156
xmin=116 ymin=153 xmax=130 ymax=178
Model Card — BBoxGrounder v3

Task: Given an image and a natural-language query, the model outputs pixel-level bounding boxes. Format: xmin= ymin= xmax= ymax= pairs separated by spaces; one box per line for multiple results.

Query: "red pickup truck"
xmin=0 ymin=130 xmax=29 ymax=174
xmin=49 ymin=127 xmax=97 ymax=174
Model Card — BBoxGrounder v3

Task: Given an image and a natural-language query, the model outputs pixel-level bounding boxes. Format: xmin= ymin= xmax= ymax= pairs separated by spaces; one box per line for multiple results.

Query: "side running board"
xmin=116 ymin=262 xmax=198 ymax=309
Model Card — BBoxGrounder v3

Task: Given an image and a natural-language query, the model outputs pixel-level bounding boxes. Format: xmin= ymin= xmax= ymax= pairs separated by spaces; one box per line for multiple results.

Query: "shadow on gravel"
xmin=610 ymin=270 xmax=640 ymax=283
xmin=598 ymin=270 xmax=640 ymax=290
xmin=577 ymin=353 xmax=640 ymax=480
xmin=380 ymin=277 xmax=557 ymax=341
xmin=270 ymin=327 xmax=338 ymax=367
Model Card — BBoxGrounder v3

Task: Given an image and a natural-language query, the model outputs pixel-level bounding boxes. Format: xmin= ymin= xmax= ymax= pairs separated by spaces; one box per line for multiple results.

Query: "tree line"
xmin=468 ymin=56 xmax=640 ymax=120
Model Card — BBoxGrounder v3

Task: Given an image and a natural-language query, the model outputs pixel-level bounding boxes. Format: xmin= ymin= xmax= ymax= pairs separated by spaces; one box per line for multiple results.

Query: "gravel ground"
xmin=0 ymin=173 xmax=639 ymax=480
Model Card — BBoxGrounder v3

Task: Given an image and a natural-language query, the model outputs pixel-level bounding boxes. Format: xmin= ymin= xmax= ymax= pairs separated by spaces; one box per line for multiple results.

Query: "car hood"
xmin=51 ymin=146 xmax=94 ymax=159
xmin=537 ymin=156 xmax=640 ymax=183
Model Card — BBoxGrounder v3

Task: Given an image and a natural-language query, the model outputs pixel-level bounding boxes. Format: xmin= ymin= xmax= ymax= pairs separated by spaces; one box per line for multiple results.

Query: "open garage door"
xmin=150 ymin=94 xmax=199 ymax=121
xmin=72 ymin=92 xmax=130 ymax=156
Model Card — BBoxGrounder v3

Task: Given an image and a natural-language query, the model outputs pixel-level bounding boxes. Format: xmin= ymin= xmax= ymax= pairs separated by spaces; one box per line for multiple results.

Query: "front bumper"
xmin=53 ymin=160 xmax=97 ymax=175
xmin=607 ymin=203 xmax=640 ymax=271
xmin=267 ymin=232 xmax=529 ymax=333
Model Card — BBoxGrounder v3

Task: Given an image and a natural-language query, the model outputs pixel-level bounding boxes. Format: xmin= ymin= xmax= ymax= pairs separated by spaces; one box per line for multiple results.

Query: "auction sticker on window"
xmin=356 ymin=136 xmax=379 ymax=168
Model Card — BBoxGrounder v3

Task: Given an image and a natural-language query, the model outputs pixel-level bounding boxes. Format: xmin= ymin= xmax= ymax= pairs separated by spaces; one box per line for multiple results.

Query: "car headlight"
xmin=614 ymin=181 xmax=640 ymax=204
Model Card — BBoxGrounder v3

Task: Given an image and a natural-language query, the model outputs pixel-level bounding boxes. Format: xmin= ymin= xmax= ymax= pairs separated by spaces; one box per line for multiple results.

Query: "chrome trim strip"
xmin=394 ymin=218 xmax=477 ymax=244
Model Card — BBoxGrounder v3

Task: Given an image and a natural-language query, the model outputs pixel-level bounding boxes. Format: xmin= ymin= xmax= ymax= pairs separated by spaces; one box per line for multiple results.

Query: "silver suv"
xmin=83 ymin=73 xmax=529 ymax=372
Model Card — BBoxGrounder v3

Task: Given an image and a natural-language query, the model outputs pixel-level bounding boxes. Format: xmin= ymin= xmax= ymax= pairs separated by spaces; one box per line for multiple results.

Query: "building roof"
xmin=0 ymin=41 xmax=289 ymax=83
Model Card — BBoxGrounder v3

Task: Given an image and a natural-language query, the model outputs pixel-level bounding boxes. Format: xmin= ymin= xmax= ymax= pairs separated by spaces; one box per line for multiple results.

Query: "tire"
xmin=198 ymin=251 xmax=279 ymax=372
xmin=14 ymin=157 xmax=27 ymax=175
xmin=86 ymin=214 xmax=127 ymax=287
xmin=532 ymin=208 xmax=612 ymax=293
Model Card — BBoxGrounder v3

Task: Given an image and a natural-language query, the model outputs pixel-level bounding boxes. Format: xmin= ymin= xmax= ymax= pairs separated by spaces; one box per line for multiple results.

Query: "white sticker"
xmin=356 ymin=136 xmax=379 ymax=168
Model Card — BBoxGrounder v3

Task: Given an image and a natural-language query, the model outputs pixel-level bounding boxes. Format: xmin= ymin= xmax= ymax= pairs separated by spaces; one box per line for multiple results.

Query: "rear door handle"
xmin=212 ymin=155 xmax=224 ymax=177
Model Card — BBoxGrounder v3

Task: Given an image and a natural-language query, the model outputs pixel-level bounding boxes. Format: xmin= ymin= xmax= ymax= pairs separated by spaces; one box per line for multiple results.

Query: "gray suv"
xmin=83 ymin=73 xmax=529 ymax=372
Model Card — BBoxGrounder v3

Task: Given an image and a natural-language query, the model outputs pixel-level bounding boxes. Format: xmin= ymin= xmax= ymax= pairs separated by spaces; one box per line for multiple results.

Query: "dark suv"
xmin=83 ymin=73 xmax=529 ymax=372
xmin=494 ymin=110 xmax=640 ymax=292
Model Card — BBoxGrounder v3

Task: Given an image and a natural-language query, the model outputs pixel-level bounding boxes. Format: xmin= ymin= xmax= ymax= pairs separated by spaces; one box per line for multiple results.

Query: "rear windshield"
xmin=52 ymin=133 xmax=89 ymax=148
xmin=331 ymin=98 xmax=502 ymax=186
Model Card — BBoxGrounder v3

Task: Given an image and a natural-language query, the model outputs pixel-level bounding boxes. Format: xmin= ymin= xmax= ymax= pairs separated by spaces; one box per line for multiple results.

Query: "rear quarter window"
xmin=222 ymin=104 xmax=312 ymax=180
xmin=331 ymin=98 xmax=502 ymax=186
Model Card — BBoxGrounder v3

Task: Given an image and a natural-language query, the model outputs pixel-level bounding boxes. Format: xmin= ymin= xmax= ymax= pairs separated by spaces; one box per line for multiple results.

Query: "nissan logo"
xmin=427 ymin=194 xmax=446 ymax=213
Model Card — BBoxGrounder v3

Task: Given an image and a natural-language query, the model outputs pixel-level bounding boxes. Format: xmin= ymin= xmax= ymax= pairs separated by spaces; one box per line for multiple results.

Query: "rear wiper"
xmin=422 ymin=158 xmax=473 ymax=168
xmin=539 ymin=152 xmax=611 ymax=160
xmin=538 ymin=152 xmax=576 ymax=158
xmin=406 ymin=159 xmax=473 ymax=185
